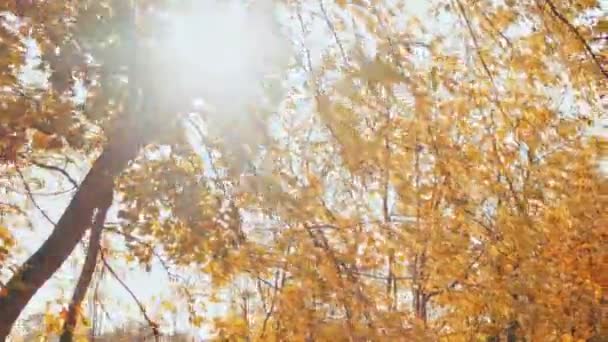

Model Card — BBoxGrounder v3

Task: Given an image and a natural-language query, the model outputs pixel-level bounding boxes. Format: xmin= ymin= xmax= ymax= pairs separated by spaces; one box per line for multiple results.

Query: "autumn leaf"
xmin=32 ymin=131 xmax=53 ymax=150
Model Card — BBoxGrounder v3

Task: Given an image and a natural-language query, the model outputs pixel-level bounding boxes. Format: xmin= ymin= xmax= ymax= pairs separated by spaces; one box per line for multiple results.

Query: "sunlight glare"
xmin=155 ymin=1 xmax=291 ymax=118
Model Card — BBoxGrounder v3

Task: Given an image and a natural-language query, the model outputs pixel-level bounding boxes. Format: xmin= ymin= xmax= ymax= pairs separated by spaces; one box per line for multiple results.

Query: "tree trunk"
xmin=59 ymin=190 xmax=113 ymax=342
xmin=0 ymin=123 xmax=144 ymax=340
xmin=0 ymin=1 xmax=147 ymax=338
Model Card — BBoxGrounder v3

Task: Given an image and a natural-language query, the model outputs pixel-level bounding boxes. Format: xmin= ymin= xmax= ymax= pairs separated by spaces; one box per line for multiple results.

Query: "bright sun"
xmin=151 ymin=0 xmax=291 ymax=116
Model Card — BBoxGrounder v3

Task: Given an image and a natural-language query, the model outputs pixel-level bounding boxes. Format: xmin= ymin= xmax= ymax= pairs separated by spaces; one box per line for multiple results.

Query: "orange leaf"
xmin=32 ymin=131 xmax=52 ymax=149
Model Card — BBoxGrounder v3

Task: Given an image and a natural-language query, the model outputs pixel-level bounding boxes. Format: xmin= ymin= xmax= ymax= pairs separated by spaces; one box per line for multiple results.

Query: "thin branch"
xmin=15 ymin=166 xmax=91 ymax=260
xmin=104 ymin=226 xmax=185 ymax=283
xmin=258 ymin=238 xmax=293 ymax=339
xmin=93 ymin=263 xmax=113 ymax=331
xmin=480 ymin=10 xmax=514 ymax=50
xmin=296 ymin=3 xmax=347 ymax=161
xmin=454 ymin=0 xmax=534 ymax=229
xmin=254 ymin=275 xmax=279 ymax=290
xmin=296 ymin=5 xmax=315 ymax=74
xmin=259 ymin=269 xmax=282 ymax=339
xmin=30 ymin=159 xmax=79 ymax=189
xmin=2 ymin=184 xmax=77 ymax=197
xmin=462 ymin=208 xmax=497 ymax=238
xmin=541 ymin=0 xmax=608 ymax=79
xmin=318 ymin=0 xmax=348 ymax=66
xmin=444 ymin=247 xmax=487 ymax=293
xmin=15 ymin=166 xmax=56 ymax=227
xmin=351 ymin=271 xmax=412 ymax=281
xmin=454 ymin=0 xmax=499 ymax=87
xmin=100 ymin=252 xmax=160 ymax=341
xmin=183 ymin=115 xmax=226 ymax=192
xmin=94 ymin=293 xmax=113 ymax=327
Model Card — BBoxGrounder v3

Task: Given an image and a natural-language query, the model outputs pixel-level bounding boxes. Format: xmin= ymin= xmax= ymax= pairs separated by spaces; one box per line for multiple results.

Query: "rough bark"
xmin=0 ymin=123 xmax=144 ymax=340
xmin=59 ymin=191 xmax=113 ymax=342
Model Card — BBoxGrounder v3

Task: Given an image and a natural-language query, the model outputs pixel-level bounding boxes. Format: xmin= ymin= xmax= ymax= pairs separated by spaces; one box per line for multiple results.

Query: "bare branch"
xmin=30 ymin=159 xmax=79 ymax=189
xmin=351 ymin=271 xmax=412 ymax=281
xmin=296 ymin=5 xmax=314 ymax=73
xmin=93 ymin=264 xmax=114 ymax=328
xmin=100 ymin=252 xmax=160 ymax=341
xmin=104 ymin=226 xmax=185 ymax=283
xmin=453 ymin=0 xmax=499 ymax=87
xmin=318 ymin=0 xmax=348 ymax=66
xmin=15 ymin=166 xmax=56 ymax=227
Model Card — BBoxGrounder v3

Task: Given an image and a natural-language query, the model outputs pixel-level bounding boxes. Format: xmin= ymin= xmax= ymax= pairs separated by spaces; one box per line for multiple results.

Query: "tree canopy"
xmin=0 ymin=0 xmax=607 ymax=341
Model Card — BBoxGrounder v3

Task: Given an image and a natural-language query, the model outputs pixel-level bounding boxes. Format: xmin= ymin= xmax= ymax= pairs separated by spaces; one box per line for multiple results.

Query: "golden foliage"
xmin=1 ymin=0 xmax=606 ymax=340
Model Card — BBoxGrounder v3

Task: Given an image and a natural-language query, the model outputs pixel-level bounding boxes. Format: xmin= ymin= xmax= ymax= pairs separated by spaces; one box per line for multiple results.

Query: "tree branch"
xmin=100 ymin=252 xmax=160 ymax=341
xmin=60 ymin=191 xmax=113 ymax=342
xmin=318 ymin=0 xmax=348 ymax=66
xmin=541 ymin=0 xmax=608 ymax=79
xmin=30 ymin=159 xmax=79 ymax=189
xmin=15 ymin=166 xmax=56 ymax=227
xmin=104 ymin=226 xmax=184 ymax=282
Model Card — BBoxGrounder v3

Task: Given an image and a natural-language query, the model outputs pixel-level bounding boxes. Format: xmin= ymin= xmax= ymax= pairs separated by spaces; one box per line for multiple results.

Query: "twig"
xmin=15 ymin=166 xmax=56 ymax=227
xmin=100 ymin=252 xmax=160 ymax=341
xmin=296 ymin=3 xmax=349 ymax=157
xmin=259 ymin=242 xmax=292 ymax=340
xmin=296 ymin=3 xmax=315 ymax=74
xmin=183 ymin=116 xmax=225 ymax=192
xmin=2 ymin=185 xmax=77 ymax=197
xmin=454 ymin=0 xmax=533 ymax=226
xmin=95 ymin=292 xmax=113 ymax=326
xmin=104 ymin=226 xmax=185 ymax=282
xmin=254 ymin=275 xmax=278 ymax=290
xmin=318 ymin=0 xmax=348 ymax=66
xmin=453 ymin=0 xmax=499 ymax=87
xmin=30 ymin=160 xmax=79 ymax=189
xmin=92 ymin=262 xmax=113 ymax=333
xmin=541 ymin=0 xmax=608 ymax=79
xmin=480 ymin=10 xmax=513 ymax=50
xmin=259 ymin=269 xmax=282 ymax=339
xmin=351 ymin=271 xmax=412 ymax=281
xmin=444 ymin=247 xmax=487 ymax=293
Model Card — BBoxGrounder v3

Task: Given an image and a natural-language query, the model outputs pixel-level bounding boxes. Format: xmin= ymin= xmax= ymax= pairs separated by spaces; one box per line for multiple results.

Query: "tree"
xmin=0 ymin=0 xmax=606 ymax=341
xmin=0 ymin=1 xmax=148 ymax=338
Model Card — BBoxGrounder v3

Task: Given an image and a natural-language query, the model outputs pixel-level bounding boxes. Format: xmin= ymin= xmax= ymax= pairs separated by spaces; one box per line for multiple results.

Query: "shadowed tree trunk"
xmin=59 ymin=191 xmax=113 ymax=342
xmin=0 ymin=2 xmax=142 ymax=339
xmin=0 ymin=123 xmax=145 ymax=340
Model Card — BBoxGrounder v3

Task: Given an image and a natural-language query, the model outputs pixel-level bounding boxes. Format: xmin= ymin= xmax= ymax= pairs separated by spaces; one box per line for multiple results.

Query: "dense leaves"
xmin=1 ymin=0 xmax=606 ymax=341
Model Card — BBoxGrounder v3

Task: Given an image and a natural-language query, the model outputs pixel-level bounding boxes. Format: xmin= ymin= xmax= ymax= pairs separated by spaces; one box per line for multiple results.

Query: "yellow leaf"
xmin=191 ymin=315 xmax=203 ymax=327
xmin=161 ymin=300 xmax=176 ymax=312
xmin=488 ymin=245 xmax=499 ymax=258
xmin=560 ymin=334 xmax=573 ymax=342
xmin=0 ymin=226 xmax=11 ymax=241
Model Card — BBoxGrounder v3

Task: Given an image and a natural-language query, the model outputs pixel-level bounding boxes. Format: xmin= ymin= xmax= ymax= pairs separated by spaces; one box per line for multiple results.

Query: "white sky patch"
xmin=145 ymin=0 xmax=293 ymax=176
xmin=152 ymin=0 xmax=292 ymax=119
